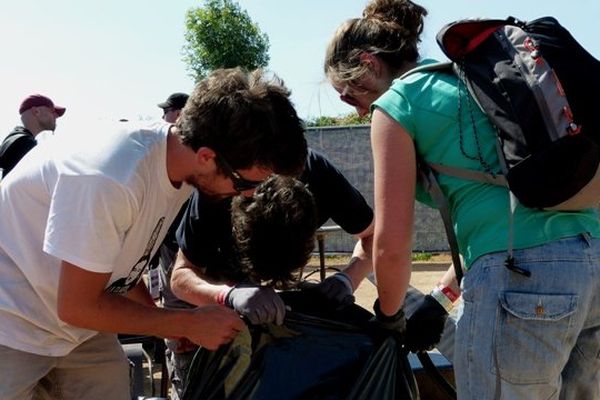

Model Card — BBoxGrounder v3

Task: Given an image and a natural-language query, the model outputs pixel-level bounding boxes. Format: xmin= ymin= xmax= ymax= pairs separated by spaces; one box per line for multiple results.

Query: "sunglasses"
xmin=339 ymin=84 xmax=362 ymax=107
xmin=215 ymin=152 xmax=264 ymax=193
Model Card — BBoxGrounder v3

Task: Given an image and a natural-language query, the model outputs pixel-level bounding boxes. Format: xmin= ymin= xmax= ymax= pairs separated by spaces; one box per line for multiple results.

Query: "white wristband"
xmin=430 ymin=287 xmax=454 ymax=312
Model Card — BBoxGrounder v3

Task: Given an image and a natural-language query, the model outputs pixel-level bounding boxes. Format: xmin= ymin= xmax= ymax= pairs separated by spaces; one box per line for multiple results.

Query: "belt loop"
xmin=580 ymin=232 xmax=592 ymax=247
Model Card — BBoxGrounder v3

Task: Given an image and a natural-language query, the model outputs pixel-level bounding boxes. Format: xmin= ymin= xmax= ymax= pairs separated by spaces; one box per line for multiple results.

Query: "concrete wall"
xmin=306 ymin=125 xmax=448 ymax=253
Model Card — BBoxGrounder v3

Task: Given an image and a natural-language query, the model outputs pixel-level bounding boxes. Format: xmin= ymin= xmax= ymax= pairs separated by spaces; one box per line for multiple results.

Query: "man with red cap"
xmin=0 ymin=94 xmax=66 ymax=178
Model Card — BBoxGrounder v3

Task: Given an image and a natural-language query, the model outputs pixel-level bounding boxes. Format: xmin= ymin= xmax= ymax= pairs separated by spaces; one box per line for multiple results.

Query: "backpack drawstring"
xmin=504 ymin=192 xmax=531 ymax=277
xmin=494 ymin=137 xmax=531 ymax=277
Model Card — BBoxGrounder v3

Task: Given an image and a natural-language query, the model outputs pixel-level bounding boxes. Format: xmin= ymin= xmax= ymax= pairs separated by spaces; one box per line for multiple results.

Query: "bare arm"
xmin=57 ymin=261 xmax=243 ymax=350
xmin=170 ymin=249 xmax=288 ymax=325
xmin=371 ymin=109 xmax=416 ymax=316
xmin=339 ymin=221 xmax=374 ymax=291
xmin=437 ymin=262 xmax=462 ymax=298
xmin=124 ymin=278 xmax=156 ymax=307
xmin=170 ymin=249 xmax=231 ymax=306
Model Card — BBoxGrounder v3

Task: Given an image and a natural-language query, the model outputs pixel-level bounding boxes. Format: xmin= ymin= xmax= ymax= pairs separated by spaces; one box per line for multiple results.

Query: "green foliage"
xmin=183 ymin=0 xmax=270 ymax=81
xmin=411 ymin=252 xmax=433 ymax=262
xmin=306 ymin=112 xmax=371 ymax=127
xmin=308 ymin=252 xmax=435 ymax=266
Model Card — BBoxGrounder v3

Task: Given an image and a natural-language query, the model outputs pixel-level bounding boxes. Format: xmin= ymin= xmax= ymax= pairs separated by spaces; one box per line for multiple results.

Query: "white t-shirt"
xmin=0 ymin=122 xmax=192 ymax=356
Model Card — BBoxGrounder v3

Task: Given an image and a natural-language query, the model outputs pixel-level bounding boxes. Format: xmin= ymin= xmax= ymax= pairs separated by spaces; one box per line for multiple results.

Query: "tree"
xmin=306 ymin=112 xmax=371 ymax=127
xmin=183 ymin=0 xmax=270 ymax=81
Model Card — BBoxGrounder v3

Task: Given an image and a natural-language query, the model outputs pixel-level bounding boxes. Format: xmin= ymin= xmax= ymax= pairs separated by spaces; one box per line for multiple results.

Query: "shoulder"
xmin=374 ymin=61 xmax=459 ymax=133
xmin=388 ymin=60 xmax=456 ymax=96
xmin=302 ymin=148 xmax=338 ymax=177
xmin=301 ymin=149 xmax=352 ymax=196
xmin=0 ymin=127 xmax=36 ymax=167
xmin=187 ymin=191 xmax=231 ymax=218
xmin=6 ymin=126 xmax=32 ymax=137
xmin=1 ymin=127 xmax=34 ymax=146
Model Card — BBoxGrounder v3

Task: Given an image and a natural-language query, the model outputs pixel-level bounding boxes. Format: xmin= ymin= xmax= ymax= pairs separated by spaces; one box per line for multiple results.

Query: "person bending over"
xmin=0 ymin=67 xmax=307 ymax=400
xmin=165 ymin=175 xmax=317 ymax=397
xmin=325 ymin=1 xmax=600 ymax=398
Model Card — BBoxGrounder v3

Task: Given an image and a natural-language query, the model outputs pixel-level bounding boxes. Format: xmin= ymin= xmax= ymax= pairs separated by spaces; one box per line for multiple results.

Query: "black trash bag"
xmin=182 ymin=291 xmax=419 ymax=400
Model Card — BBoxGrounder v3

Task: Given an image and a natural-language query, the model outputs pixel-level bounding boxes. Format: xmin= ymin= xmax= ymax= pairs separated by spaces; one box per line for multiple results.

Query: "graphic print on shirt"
xmin=106 ymin=217 xmax=165 ymax=294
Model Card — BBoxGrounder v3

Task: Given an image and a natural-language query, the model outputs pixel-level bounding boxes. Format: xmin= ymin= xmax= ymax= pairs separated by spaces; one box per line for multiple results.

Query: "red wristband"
xmin=216 ymin=289 xmax=228 ymax=306
xmin=437 ymin=284 xmax=459 ymax=303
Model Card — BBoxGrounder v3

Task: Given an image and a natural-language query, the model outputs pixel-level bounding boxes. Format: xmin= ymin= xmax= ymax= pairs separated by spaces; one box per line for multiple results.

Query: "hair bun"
xmin=363 ymin=0 xmax=427 ymax=42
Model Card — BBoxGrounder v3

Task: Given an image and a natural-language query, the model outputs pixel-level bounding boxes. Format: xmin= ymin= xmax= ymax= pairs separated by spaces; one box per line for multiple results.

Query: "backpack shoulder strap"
xmin=0 ymin=131 xmax=31 ymax=159
xmin=399 ymin=62 xmax=453 ymax=80
xmin=0 ymin=131 xmax=35 ymax=177
xmin=428 ymin=163 xmax=508 ymax=186
xmin=416 ymin=157 xmax=465 ymax=285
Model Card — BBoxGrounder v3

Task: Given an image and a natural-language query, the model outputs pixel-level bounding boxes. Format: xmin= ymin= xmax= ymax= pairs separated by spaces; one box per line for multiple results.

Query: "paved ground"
xmin=305 ymin=254 xmax=452 ymax=311
xmin=355 ymin=263 xmax=450 ymax=310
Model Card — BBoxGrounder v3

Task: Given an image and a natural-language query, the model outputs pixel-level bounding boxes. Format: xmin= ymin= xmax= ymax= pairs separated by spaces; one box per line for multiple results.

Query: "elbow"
xmin=374 ymin=246 xmax=412 ymax=273
xmin=57 ymin=296 xmax=85 ymax=327
xmin=374 ymin=233 xmax=412 ymax=265
xmin=170 ymin=251 xmax=196 ymax=302
xmin=170 ymin=269 xmax=186 ymax=300
xmin=56 ymin=287 xmax=98 ymax=329
xmin=170 ymin=265 xmax=199 ymax=304
xmin=56 ymin=302 xmax=70 ymax=324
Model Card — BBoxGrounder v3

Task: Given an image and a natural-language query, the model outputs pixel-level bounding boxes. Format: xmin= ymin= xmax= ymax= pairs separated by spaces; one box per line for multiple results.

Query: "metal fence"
xmin=305 ymin=125 xmax=448 ymax=253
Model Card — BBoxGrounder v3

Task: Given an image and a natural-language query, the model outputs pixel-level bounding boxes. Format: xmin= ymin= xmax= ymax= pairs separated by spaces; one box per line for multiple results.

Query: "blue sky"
xmin=1 ymin=0 xmax=598 ymax=138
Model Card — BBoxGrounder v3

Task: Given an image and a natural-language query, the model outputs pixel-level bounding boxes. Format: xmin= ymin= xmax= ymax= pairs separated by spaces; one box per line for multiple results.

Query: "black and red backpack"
xmin=403 ymin=16 xmax=600 ymax=280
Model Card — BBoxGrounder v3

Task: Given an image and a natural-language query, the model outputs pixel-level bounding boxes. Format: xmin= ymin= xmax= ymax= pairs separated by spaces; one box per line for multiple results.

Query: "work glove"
xmin=225 ymin=284 xmax=286 ymax=325
xmin=405 ymin=294 xmax=448 ymax=353
xmin=307 ymin=272 xmax=355 ymax=307
xmin=370 ymin=299 xmax=406 ymax=343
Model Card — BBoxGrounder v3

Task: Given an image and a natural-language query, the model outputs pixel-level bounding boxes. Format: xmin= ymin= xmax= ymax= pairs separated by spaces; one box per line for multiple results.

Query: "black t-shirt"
xmin=0 ymin=126 xmax=36 ymax=178
xmin=176 ymin=194 xmax=244 ymax=284
xmin=176 ymin=148 xmax=373 ymax=284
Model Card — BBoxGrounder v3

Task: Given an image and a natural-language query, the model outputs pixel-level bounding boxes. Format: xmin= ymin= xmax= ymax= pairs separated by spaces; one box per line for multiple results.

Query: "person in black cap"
xmin=0 ymin=94 xmax=66 ymax=178
xmin=158 ymin=92 xmax=189 ymax=123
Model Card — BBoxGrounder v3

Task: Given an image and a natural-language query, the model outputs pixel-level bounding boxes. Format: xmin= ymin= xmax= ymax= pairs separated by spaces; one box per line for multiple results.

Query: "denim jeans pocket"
xmin=494 ymin=291 xmax=578 ymax=384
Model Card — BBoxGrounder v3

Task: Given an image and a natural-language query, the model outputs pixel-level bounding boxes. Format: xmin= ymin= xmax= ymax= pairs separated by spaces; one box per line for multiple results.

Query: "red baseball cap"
xmin=19 ymin=94 xmax=66 ymax=117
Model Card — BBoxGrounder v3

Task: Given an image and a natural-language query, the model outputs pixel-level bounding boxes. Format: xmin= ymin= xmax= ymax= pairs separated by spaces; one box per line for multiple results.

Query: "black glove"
xmin=225 ymin=284 xmax=286 ymax=325
xmin=405 ymin=294 xmax=448 ymax=353
xmin=370 ymin=299 xmax=406 ymax=342
xmin=306 ymin=272 xmax=355 ymax=307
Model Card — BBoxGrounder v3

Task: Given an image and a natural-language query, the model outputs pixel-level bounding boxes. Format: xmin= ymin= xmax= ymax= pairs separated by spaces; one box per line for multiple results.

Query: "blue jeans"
xmin=454 ymin=234 xmax=600 ymax=400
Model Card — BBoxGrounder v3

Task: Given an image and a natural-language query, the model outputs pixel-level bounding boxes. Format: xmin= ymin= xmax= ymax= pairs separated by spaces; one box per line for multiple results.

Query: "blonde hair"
xmin=324 ymin=0 xmax=427 ymax=85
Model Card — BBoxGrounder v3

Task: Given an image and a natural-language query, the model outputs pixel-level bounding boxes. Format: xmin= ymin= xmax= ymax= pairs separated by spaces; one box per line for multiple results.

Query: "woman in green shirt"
xmin=324 ymin=1 xmax=600 ymax=399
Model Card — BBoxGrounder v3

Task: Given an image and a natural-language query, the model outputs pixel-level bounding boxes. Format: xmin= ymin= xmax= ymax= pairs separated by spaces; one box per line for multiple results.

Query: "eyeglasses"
xmin=339 ymin=84 xmax=362 ymax=107
xmin=215 ymin=152 xmax=264 ymax=193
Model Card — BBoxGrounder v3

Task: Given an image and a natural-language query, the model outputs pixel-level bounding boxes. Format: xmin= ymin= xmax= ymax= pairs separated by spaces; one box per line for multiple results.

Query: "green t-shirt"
xmin=373 ymin=60 xmax=600 ymax=267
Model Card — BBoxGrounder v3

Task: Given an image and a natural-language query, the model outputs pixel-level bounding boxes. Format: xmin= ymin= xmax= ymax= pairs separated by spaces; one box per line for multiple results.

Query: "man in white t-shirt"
xmin=0 ymin=68 xmax=308 ymax=400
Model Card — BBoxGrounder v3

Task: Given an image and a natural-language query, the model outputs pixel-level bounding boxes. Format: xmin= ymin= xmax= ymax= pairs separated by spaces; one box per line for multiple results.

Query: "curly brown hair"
xmin=231 ymin=175 xmax=318 ymax=289
xmin=176 ymin=68 xmax=307 ymax=176
xmin=324 ymin=0 xmax=428 ymax=86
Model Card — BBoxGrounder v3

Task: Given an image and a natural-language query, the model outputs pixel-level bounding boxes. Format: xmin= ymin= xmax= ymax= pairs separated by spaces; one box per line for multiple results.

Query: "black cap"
xmin=157 ymin=92 xmax=189 ymax=110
